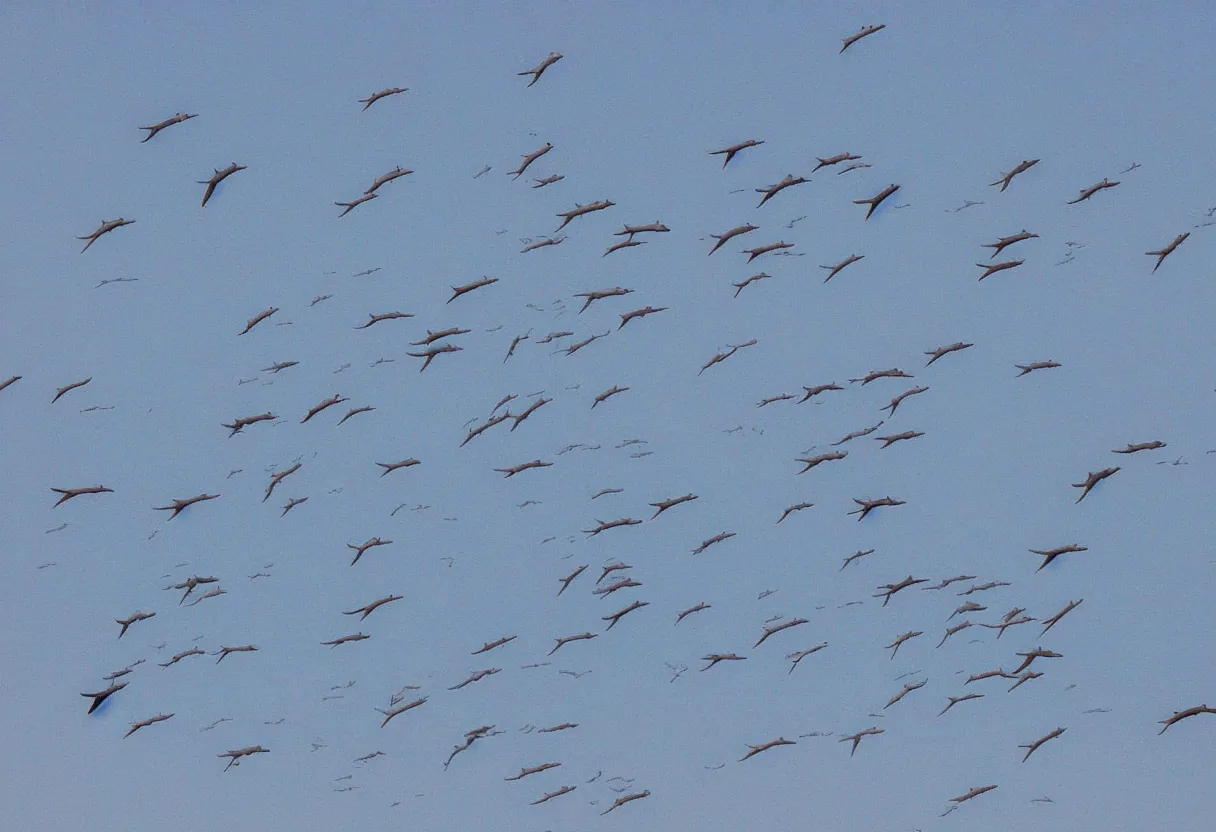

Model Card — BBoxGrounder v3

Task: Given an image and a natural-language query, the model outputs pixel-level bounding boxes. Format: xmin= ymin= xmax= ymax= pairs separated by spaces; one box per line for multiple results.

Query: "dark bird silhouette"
xmin=78 ymin=219 xmax=134 ymax=253
xmin=1146 ymin=233 xmax=1189 ymax=273
xmin=125 ymin=713 xmax=174 ymax=738
xmin=321 ymin=633 xmax=370 ymax=648
xmin=601 ymin=790 xmax=650 ymax=815
xmin=448 ymin=277 xmax=498 ymax=303
xmin=924 ymin=342 xmax=973 ymax=366
xmin=733 ymin=272 xmax=771 ymax=297
xmin=376 ymin=458 xmax=420 ymax=477
xmin=198 ymin=163 xmax=246 ymax=208
xmin=850 ymin=368 xmax=912 ymax=385
xmin=814 ymin=152 xmax=862 ymax=171
xmin=301 ymin=394 xmax=348 ymax=423
xmin=218 ymin=745 xmax=269 ymax=771
xmin=873 ymin=574 xmax=926 ymax=604
xmin=153 ymin=493 xmax=219 ymax=520
xmin=710 ymin=139 xmax=764 ymax=168
xmin=976 ymin=259 xmax=1023 ymax=281
xmin=0 ymin=375 xmax=20 ymax=394
xmin=1158 ymin=704 xmax=1216 ymax=735
xmin=754 ymin=617 xmax=808 ymax=647
xmin=82 ymin=681 xmax=128 ymax=714
xmin=222 ymin=412 xmax=275 ymax=437
xmin=692 ymin=531 xmax=736 ymax=554
xmin=849 ymin=496 xmax=906 ymax=522
xmin=1015 ymin=360 xmax=1061 ymax=377
xmin=739 ymin=737 xmax=795 ymax=761
xmin=592 ymin=385 xmax=629 ymax=408
xmin=700 ymin=653 xmax=746 ymax=671
xmin=139 ymin=112 xmax=197 ymax=142
xmin=619 ymin=306 xmax=667 ymax=329
xmin=876 ymin=430 xmax=924 ymax=449
xmin=990 ymin=159 xmax=1039 ymax=192
xmin=1112 ymin=440 xmax=1166 ymax=454
xmin=776 ymin=502 xmax=814 ymax=524
xmin=1030 ymin=544 xmax=1088 ymax=572
xmin=676 ymin=602 xmax=710 ymax=625
xmin=378 ymin=697 xmax=427 ymax=728
xmin=708 ymin=223 xmax=759 ymax=256
xmin=365 ymin=166 xmax=413 ymax=193
xmin=839 ymin=727 xmax=883 ymax=756
xmin=983 ymin=230 xmax=1038 ymax=258
xmin=649 ymin=493 xmax=697 ymax=519
xmin=1040 ymin=599 xmax=1083 ymax=636
xmin=755 ymin=174 xmax=809 ymax=208
xmin=699 ymin=339 xmax=757 ymax=374
xmin=742 ymin=241 xmax=793 ymax=262
xmin=344 ymin=595 xmax=403 ymax=621
xmin=519 ymin=52 xmax=562 ymax=87
xmin=1071 ymin=467 xmax=1119 ymax=503
xmin=358 ymin=87 xmax=408 ymax=111
xmin=116 ymin=611 xmax=156 ymax=639
xmin=555 ymin=200 xmax=614 ymax=232
xmin=347 ymin=537 xmax=391 ymax=566
xmin=854 ymin=184 xmax=899 ymax=220
xmin=1020 ymin=727 xmax=1066 ymax=762
xmin=494 ymin=460 xmax=553 ymax=478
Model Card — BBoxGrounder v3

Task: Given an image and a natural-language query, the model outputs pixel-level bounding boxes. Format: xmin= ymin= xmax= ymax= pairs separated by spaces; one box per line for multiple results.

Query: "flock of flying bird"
xmin=10 ymin=20 xmax=1214 ymax=828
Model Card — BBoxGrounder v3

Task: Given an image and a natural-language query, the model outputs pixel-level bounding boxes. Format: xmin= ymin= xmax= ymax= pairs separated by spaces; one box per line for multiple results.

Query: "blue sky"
xmin=2 ymin=1 xmax=1214 ymax=829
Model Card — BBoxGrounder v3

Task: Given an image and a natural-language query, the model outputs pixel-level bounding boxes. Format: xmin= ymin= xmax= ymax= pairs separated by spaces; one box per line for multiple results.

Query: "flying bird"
xmin=1067 ymin=178 xmax=1119 ymax=204
xmin=1019 ymin=727 xmax=1066 ymax=762
xmin=1015 ymin=361 xmax=1061 ymax=377
xmin=347 ymin=537 xmax=392 ymax=566
xmin=365 ymin=166 xmax=413 ymax=193
xmin=77 ymin=219 xmax=134 ymax=253
xmin=1112 ymin=441 xmax=1166 ymax=454
xmin=814 ymin=152 xmax=862 ymax=172
xmin=449 ymin=277 xmax=498 ymax=304
xmin=358 ymin=87 xmax=408 ymax=111
xmin=820 ymin=254 xmax=864 ymax=282
xmin=990 ymin=159 xmax=1039 ymax=192
xmin=509 ymin=142 xmax=553 ymax=179
xmin=116 ymin=611 xmax=156 ymax=639
xmin=519 ymin=52 xmax=563 ymax=87
xmin=1146 ymin=233 xmax=1189 ymax=273
xmin=153 ymin=493 xmax=220 ymax=520
xmin=840 ymin=24 xmax=886 ymax=53
xmin=983 ymin=230 xmax=1038 ymax=258
xmin=343 ymin=595 xmax=403 ymax=621
xmin=849 ymin=496 xmax=906 ymax=522
xmin=82 ymin=681 xmax=128 ymax=714
xmin=301 ymin=394 xmax=348 ymax=423
xmin=854 ymin=184 xmax=900 ymax=220
xmin=1071 ymin=467 xmax=1119 ymax=503
xmin=1158 ymin=704 xmax=1216 ymax=735
xmin=138 ymin=112 xmax=197 ymax=142
xmin=924 ymin=342 xmax=973 ymax=366
xmin=239 ymin=307 xmax=278 ymax=335
xmin=51 ymin=485 xmax=113 ymax=507
xmin=124 ymin=713 xmax=174 ymax=738
xmin=755 ymin=174 xmax=809 ymax=208
xmin=218 ymin=745 xmax=269 ymax=771
xmin=198 ymin=163 xmax=246 ymax=208
xmin=555 ymin=199 xmax=614 ymax=232
xmin=335 ymin=192 xmax=378 ymax=217
xmin=839 ymin=727 xmax=883 ymax=756
xmin=739 ymin=737 xmax=795 ymax=762
xmin=976 ymin=259 xmax=1024 ymax=281
xmin=708 ymin=223 xmax=759 ymax=256
xmin=1029 ymin=544 xmax=1088 ymax=572
xmin=709 ymin=139 xmax=764 ymax=168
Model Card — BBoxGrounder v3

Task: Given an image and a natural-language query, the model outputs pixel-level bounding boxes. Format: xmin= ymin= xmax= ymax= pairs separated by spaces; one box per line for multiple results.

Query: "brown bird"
xmin=787 ymin=643 xmax=828 ymax=673
xmin=139 ymin=112 xmax=197 ymax=142
xmin=262 ymin=361 xmax=298 ymax=374
xmin=472 ymin=635 xmax=516 ymax=655
xmin=124 ymin=713 xmax=174 ymax=738
xmin=1112 ymin=440 xmax=1166 ymax=454
xmin=603 ymin=239 xmax=642 ymax=256
xmin=503 ymin=331 xmax=530 ymax=362
xmin=555 ymin=200 xmax=615 ymax=232
xmin=51 ymin=485 xmax=113 ymax=508
xmin=814 ymin=152 xmax=862 ymax=171
xmin=840 ymin=24 xmax=886 ymax=53
xmin=757 ymin=392 xmax=795 ymax=407
xmin=820 ymin=254 xmax=864 ymax=283
xmin=218 ymin=745 xmax=269 ymax=771
xmin=530 ymin=785 xmax=576 ymax=805
xmin=449 ymin=668 xmax=499 ymax=690
xmin=407 ymin=343 xmax=463 ymax=372
xmin=508 ymin=142 xmax=553 ymax=179
xmin=1011 ymin=647 xmax=1063 ymax=674
xmin=564 ymin=331 xmax=610 ymax=356
xmin=698 ymin=339 xmax=757 ymax=374
xmin=885 ymin=630 xmax=923 ymax=659
xmin=505 ymin=762 xmax=561 ymax=781
xmin=494 ymin=460 xmax=553 ymax=478
xmin=926 ymin=575 xmax=976 ymax=591
xmin=1008 ymin=671 xmax=1044 ymax=692
xmin=222 ymin=412 xmax=275 ymax=437
xmin=1158 ymin=704 xmax=1216 ymax=735
xmin=510 ymin=397 xmax=551 ymax=431
xmin=575 ymin=287 xmax=633 ymax=313
xmin=795 ymin=451 xmax=848 ymax=474
xmin=263 ymin=463 xmax=301 ymax=502
xmin=448 ymin=277 xmax=498 ymax=304
xmin=1019 ymin=727 xmax=1066 ymax=762
xmin=519 ymin=52 xmax=562 ymax=87
xmin=924 ymin=342 xmax=973 ymax=366
xmin=742 ymin=241 xmax=794 ymax=262
xmin=77 ymin=219 xmax=134 ymax=253
xmin=854 ymin=184 xmax=900 ymax=220
xmin=153 ymin=493 xmax=220 ymax=521
xmin=1067 ymin=177 xmax=1119 ymax=204
xmin=592 ymin=385 xmax=629 ymax=408
xmin=939 ymin=693 xmax=984 ymax=716
xmin=707 ymin=223 xmax=759 ymax=256
xmin=755 ymin=617 xmax=809 ymax=648
xmin=343 ymin=595 xmax=403 ymax=621
xmin=159 ymin=648 xmax=206 ymax=668
xmin=1146 ymin=233 xmax=1189 ymax=273
xmin=882 ymin=386 xmax=928 ymax=415
xmin=239 ymin=307 xmax=278 ymax=335
xmin=976 ymin=259 xmax=1023 ymax=281
xmin=461 ymin=412 xmax=512 ymax=447
xmin=692 ymin=531 xmax=736 ymax=555
xmin=983 ymin=230 xmax=1038 ymax=258
xmin=82 ymin=681 xmax=128 ymax=714
xmin=1030 ymin=544 xmax=1088 ymax=572
xmin=549 ymin=632 xmax=597 ymax=655
xmin=990 ymin=159 xmax=1039 ymax=192
xmin=936 ymin=620 xmax=974 ymax=648
xmin=733 ymin=272 xmax=771 ymax=297
xmin=676 ymin=602 xmax=711 ymax=625
xmin=603 ymin=600 xmax=649 ymax=630
xmin=872 ymin=574 xmax=925 ymax=604
xmin=701 ymin=653 xmax=746 ymax=671
xmin=849 ymin=496 xmax=906 ymax=522
xmin=378 ymin=696 xmax=427 ymax=728
xmin=301 ymin=394 xmax=348 ymax=423
xmin=199 ymin=163 xmax=246 ymax=208
xmin=614 ymin=221 xmax=670 ymax=238
xmin=365 ymin=166 xmax=413 ymax=193
xmin=52 ymin=377 xmax=92 ymax=404
xmin=876 ymin=430 xmax=924 ymax=449
xmin=952 ymin=601 xmax=987 ymax=619
xmin=710 ymin=139 xmax=764 ymax=168
xmin=739 ymin=737 xmax=795 ymax=762
xmin=523 ymin=237 xmax=565 ymax=253
xmin=557 ymin=564 xmax=588 ymax=596
xmin=533 ymin=174 xmax=564 ymax=188
xmin=213 ymin=645 xmax=258 ymax=664
xmin=116 ymin=611 xmax=156 ymax=639
xmin=337 ymin=406 xmax=374 ymax=426
xmin=280 ymin=496 xmax=308 ymax=516
xmin=165 ymin=575 xmax=218 ymax=604
xmin=376 ymin=458 xmax=420 ymax=477
xmin=601 ymin=790 xmax=650 ymax=815
xmin=755 ymin=174 xmax=809 ymax=208
xmin=885 ymin=679 xmax=927 ymax=709
xmin=850 ymin=368 xmax=912 ymax=385
xmin=597 ymin=562 xmax=632 ymax=583
xmin=649 ymin=493 xmax=697 ymax=519
xmin=321 ymin=633 xmax=370 ymax=648
xmin=347 ymin=537 xmax=391 ymax=566
xmin=776 ymin=502 xmax=814 ymax=524
xmin=1040 ymin=599 xmax=1083 ymax=636
xmin=0 ymin=375 xmax=21 ymax=394
xmin=951 ymin=785 xmax=997 ymax=805
xmin=619 ymin=306 xmax=667 ymax=329
xmin=358 ymin=87 xmax=408 ymax=111
xmin=799 ymin=382 xmax=844 ymax=403
xmin=840 ymin=549 xmax=874 ymax=571
xmin=1071 ymin=467 xmax=1119 ymax=503
xmin=1015 ymin=360 xmax=1061 ymax=377
xmin=839 ymin=727 xmax=883 ymax=756
xmin=335 ymin=193 xmax=378 ymax=217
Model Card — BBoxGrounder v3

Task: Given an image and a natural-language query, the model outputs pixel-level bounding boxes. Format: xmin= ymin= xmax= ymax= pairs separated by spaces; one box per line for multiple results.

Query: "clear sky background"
xmin=2 ymin=1 xmax=1214 ymax=829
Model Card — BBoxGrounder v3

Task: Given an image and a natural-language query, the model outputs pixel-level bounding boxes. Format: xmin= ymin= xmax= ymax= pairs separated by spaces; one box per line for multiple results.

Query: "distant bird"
xmin=743 ymin=241 xmax=793 ymax=262
xmin=850 ymin=368 xmax=912 ymax=385
xmin=378 ymin=696 xmax=427 ymax=728
xmin=408 ymin=344 xmax=464 ymax=372
xmin=549 ymin=632 xmax=597 ymax=655
xmin=262 ymin=361 xmax=298 ymax=374
xmin=733 ymin=272 xmax=771 ymax=297
xmin=321 ymin=633 xmax=370 ymax=648
xmin=153 ymin=493 xmax=220 ymax=521
xmin=787 ymin=643 xmax=827 ymax=672
xmin=1011 ymin=647 xmax=1062 ymax=674
xmin=676 ymin=602 xmax=711 ymax=625
xmin=376 ymin=458 xmax=420 ymax=477
xmin=839 ymin=727 xmax=883 ymax=756
xmin=619 ymin=306 xmax=667 ymax=329
xmin=358 ymin=87 xmax=408 ymax=111
xmin=82 ymin=681 xmax=128 ymax=714
xmin=0 ymin=375 xmax=20 ymax=394
xmin=849 ymin=496 xmax=906 ymax=522
xmin=882 ymin=386 xmax=928 ymax=415
xmin=1040 ymin=599 xmax=1083 ymax=636
xmin=533 ymin=174 xmax=564 ymax=188
xmin=138 ymin=112 xmax=197 ymax=142
xmin=472 ymin=635 xmax=516 ymax=655
xmin=239 ymin=307 xmax=278 ymax=335
xmin=925 ymin=342 xmax=973 ymax=366
xmin=555 ymin=200 xmax=614 ymax=232
xmin=523 ymin=237 xmax=565 ymax=253
xmin=592 ymin=385 xmax=629 ymax=408
xmin=814 ymin=152 xmax=862 ymax=172
xmin=1112 ymin=441 xmax=1166 ymax=454
xmin=347 ymin=537 xmax=391 ymax=566
xmin=575 ymin=287 xmax=633 ymax=313
xmin=692 ymin=531 xmax=736 ymax=555
xmin=280 ymin=496 xmax=308 ymax=516
xmin=976 ymin=259 xmax=1023 ymax=280
xmin=198 ymin=163 xmax=246 ymax=208
xmin=343 ymin=595 xmax=403 ymax=621
xmin=356 ymin=311 xmax=414 ymax=330
xmin=337 ymin=406 xmax=375 ymax=426
xmin=505 ymin=762 xmax=561 ymax=781
xmin=213 ymin=645 xmax=258 ymax=664
xmin=873 ymin=574 xmax=926 ymax=604
xmin=709 ymin=139 xmax=764 ymax=168
xmin=263 ymin=463 xmax=301 ymax=503
xmin=1071 ymin=467 xmax=1119 ymax=503
xmin=990 ymin=159 xmax=1039 ymax=192
xmin=116 ymin=611 xmax=156 ymax=639
xmin=614 ymin=221 xmax=670 ymax=239
xmin=649 ymin=494 xmax=698 ymax=519
xmin=494 ymin=459 xmax=553 ymax=478
xmin=820 ymin=254 xmax=864 ymax=282
xmin=557 ymin=565 xmax=588 ymax=596
xmin=983 ymin=230 xmax=1038 ymax=258
xmin=876 ymin=430 xmax=924 ymax=449
xmin=124 ymin=713 xmax=174 ymax=738
xmin=1067 ymin=178 xmax=1119 ymax=204
xmin=1015 ymin=360 xmax=1061 ymax=377
xmin=1146 ymin=233 xmax=1189 ymax=273
xmin=701 ymin=653 xmax=746 ymax=671
xmin=739 ymin=737 xmax=795 ymax=762
xmin=1019 ymin=727 xmax=1066 ymax=762
xmin=77 ymin=219 xmax=134 ymax=253
xmin=218 ymin=745 xmax=269 ymax=771
xmin=449 ymin=277 xmax=498 ymax=304
xmin=301 ymin=394 xmax=348 ymax=423
xmin=509 ymin=142 xmax=553 ymax=179
xmin=755 ymin=174 xmax=809 ymax=208
xmin=365 ymin=166 xmax=413 ymax=193
xmin=530 ymin=786 xmax=576 ymax=805
xmin=603 ymin=600 xmax=648 ymax=630
xmin=1158 ymin=704 xmax=1216 ymax=735
xmin=222 ymin=412 xmax=275 ymax=437
xmin=335 ymin=192 xmax=378 ymax=217
xmin=411 ymin=327 xmax=469 ymax=346
xmin=840 ymin=24 xmax=886 ymax=53
xmin=708 ymin=223 xmax=759 ymax=256
xmin=885 ymin=630 xmax=923 ymax=659
xmin=885 ymin=679 xmax=927 ymax=709
xmin=754 ymin=617 xmax=808 ymax=647
xmin=1029 ymin=544 xmax=1088 ymax=572
xmin=51 ymin=485 xmax=113 ymax=507
xmin=519 ymin=52 xmax=563 ymax=87
xmin=833 ymin=421 xmax=885 ymax=444
xmin=776 ymin=501 xmax=814 ymax=524
xmin=951 ymin=785 xmax=998 ymax=805
xmin=601 ymin=790 xmax=650 ymax=815
xmin=854 ymin=184 xmax=900 ymax=220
